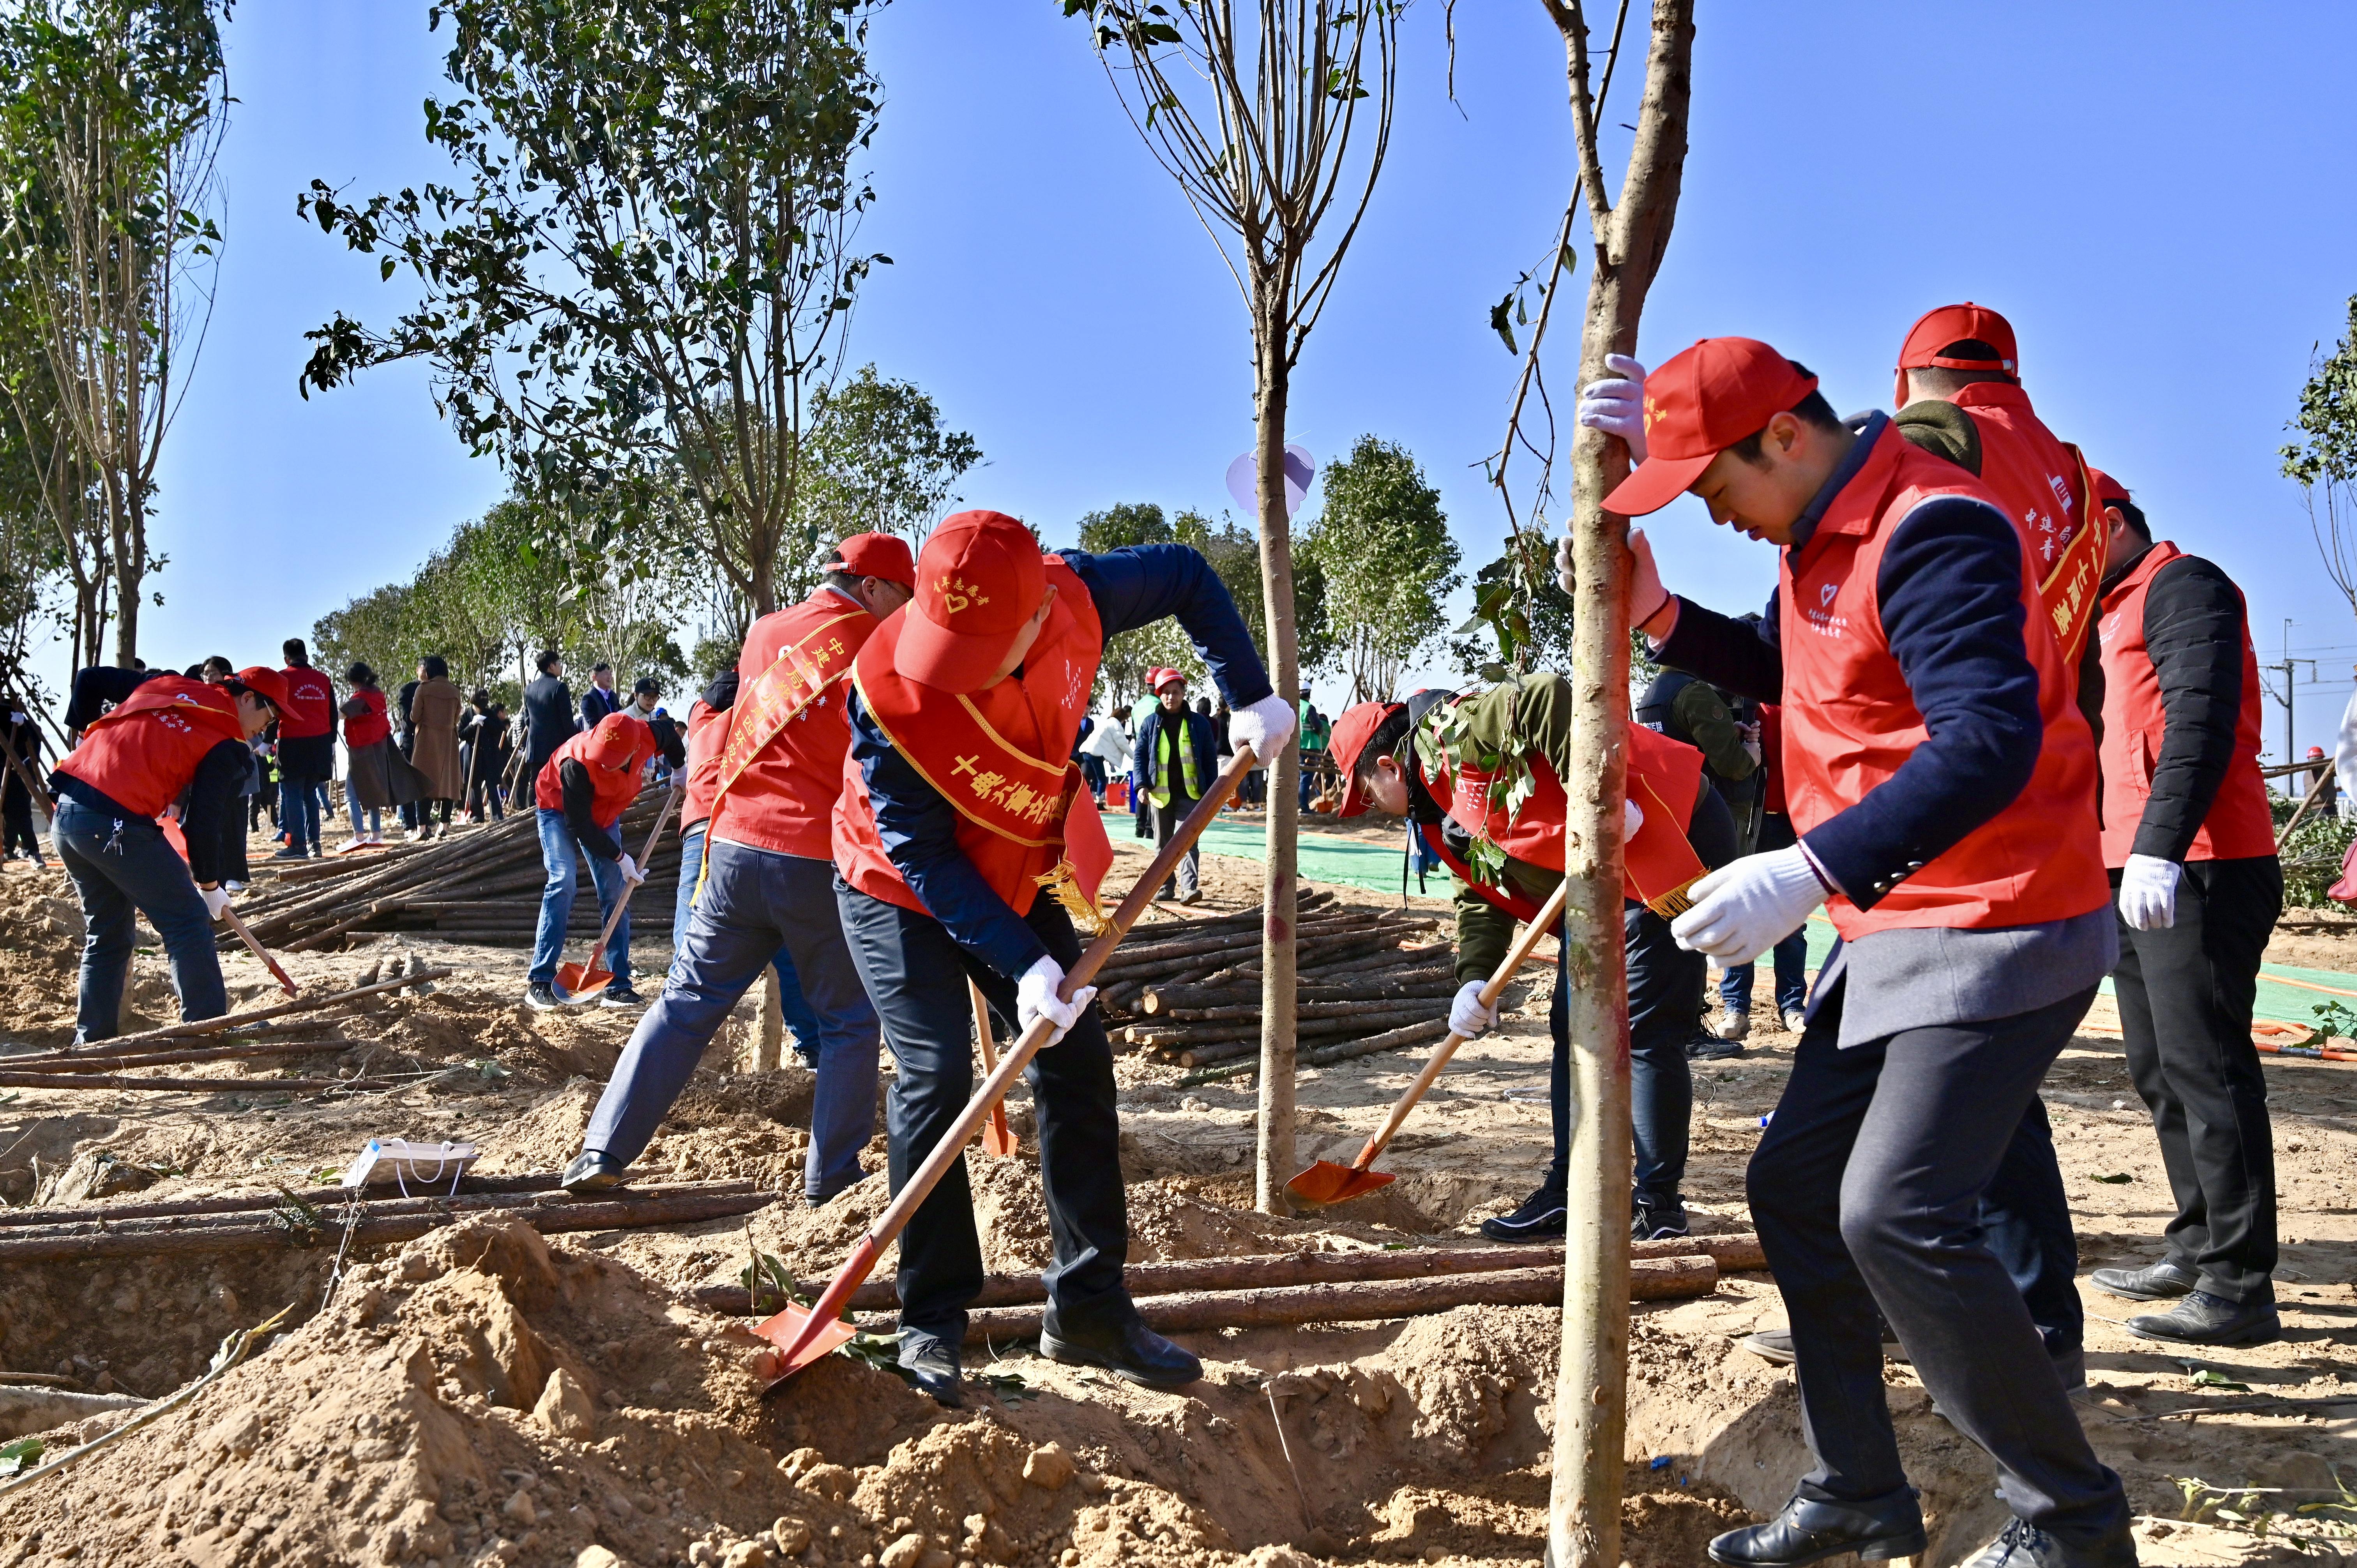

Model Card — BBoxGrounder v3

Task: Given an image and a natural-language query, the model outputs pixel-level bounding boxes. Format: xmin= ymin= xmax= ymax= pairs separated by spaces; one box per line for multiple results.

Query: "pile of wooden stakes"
xmin=1092 ymin=889 xmax=1463 ymax=1070
xmin=230 ymin=791 xmax=682 ymax=954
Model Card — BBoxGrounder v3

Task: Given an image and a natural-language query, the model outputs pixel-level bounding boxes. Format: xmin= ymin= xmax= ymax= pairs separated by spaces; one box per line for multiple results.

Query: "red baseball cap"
xmin=2085 ymin=466 xmax=2131 ymax=509
xmin=830 ymin=531 xmax=915 ymax=588
xmin=232 ymin=666 xmax=290 ymax=711
xmin=1327 ymin=701 xmax=1405 ymax=818
xmin=1894 ymin=302 xmax=2018 ymax=406
xmin=895 ymin=510 xmax=1047 ymax=694
xmin=1151 ymin=667 xmax=1186 ymax=694
xmin=1603 ymin=338 xmax=1820 ymax=517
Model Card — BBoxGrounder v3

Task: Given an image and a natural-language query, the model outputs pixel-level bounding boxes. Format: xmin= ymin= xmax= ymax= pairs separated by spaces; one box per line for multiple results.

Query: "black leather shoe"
xmin=1708 ymin=1490 xmax=1926 ymax=1567
xmin=2127 ymin=1288 xmax=2282 ymax=1347
xmin=1739 ymin=1325 xmax=1908 ymax=1366
xmin=2090 ymin=1260 xmax=2198 ymax=1301
xmin=1957 ymin=1518 xmax=2118 ymax=1568
xmin=560 ymin=1151 xmax=629 ymax=1193
xmin=1480 ymin=1181 xmax=1567 ymax=1243
xmin=899 ymin=1330 xmax=964 ymax=1407
xmin=1040 ymin=1313 xmax=1202 ymax=1389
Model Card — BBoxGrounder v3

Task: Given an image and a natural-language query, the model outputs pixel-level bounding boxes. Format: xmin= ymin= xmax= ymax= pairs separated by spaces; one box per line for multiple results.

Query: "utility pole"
xmin=2267 ymin=620 xmax=2318 ymax=784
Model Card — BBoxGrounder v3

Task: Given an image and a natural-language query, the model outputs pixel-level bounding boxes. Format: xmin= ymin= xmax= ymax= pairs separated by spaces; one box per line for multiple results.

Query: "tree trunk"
xmin=1545 ymin=7 xmax=1695 ymax=1568
xmin=1253 ymin=313 xmax=1300 ymax=1214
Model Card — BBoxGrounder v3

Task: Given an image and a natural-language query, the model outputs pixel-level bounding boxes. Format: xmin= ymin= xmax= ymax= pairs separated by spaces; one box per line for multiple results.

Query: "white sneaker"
xmin=223 ymin=879 xmax=247 ymax=893
xmin=1781 ymin=1007 xmax=1809 ymax=1033
xmin=1712 ymin=1010 xmax=1749 ymax=1042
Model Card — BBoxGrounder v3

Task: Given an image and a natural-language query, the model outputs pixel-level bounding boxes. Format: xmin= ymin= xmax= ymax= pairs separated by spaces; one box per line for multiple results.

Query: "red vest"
xmin=1949 ymin=383 xmax=2107 ymax=667
xmin=681 ymin=699 xmax=726 ymax=830
xmin=534 ymin=714 xmax=655 ymax=828
xmin=2095 ymin=541 xmax=2275 ymax=866
xmin=835 ymin=558 xmax=1109 ymax=920
xmin=55 ymin=677 xmax=244 ymax=818
xmin=344 ymin=687 xmax=390 ymax=749
xmin=709 ymin=590 xmax=879 ymax=860
xmin=277 ymin=665 xmax=334 ymax=740
xmin=1779 ymin=424 xmax=2108 ymax=938
xmin=1416 ymin=717 xmax=1707 ymax=917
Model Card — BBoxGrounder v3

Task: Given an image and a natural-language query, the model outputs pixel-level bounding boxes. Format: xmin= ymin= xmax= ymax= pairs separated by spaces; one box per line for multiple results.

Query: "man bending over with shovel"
xmin=523 ymin=712 xmax=680 ymax=1012
xmin=1327 ymin=678 xmax=1734 ymax=1243
xmin=831 ymin=509 xmax=1291 ymax=1406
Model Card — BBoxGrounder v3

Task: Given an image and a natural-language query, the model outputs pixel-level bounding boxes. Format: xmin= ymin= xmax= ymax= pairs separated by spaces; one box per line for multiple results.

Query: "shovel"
xmin=1286 ymin=877 xmax=1572 ymax=1208
xmin=752 ymin=743 xmax=1265 ymax=1386
xmin=971 ymin=980 xmax=1019 ymax=1158
xmin=556 ymin=785 xmax=679 ymax=1002
xmin=219 ymin=903 xmax=302 ymax=999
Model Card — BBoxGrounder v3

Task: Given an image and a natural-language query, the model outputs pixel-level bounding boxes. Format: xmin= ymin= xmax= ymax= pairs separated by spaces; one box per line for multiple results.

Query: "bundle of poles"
xmin=227 ymin=790 xmax=682 ymax=953
xmin=1094 ymin=890 xmax=1470 ymax=1070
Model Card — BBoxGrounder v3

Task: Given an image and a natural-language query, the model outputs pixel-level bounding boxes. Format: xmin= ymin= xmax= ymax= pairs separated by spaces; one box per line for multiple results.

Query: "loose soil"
xmin=0 ymin=820 xmax=2351 ymax=1567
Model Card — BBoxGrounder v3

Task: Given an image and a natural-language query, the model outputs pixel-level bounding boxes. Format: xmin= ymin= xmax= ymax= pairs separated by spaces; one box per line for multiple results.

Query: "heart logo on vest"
xmin=1818 ymin=583 xmax=1837 ymax=607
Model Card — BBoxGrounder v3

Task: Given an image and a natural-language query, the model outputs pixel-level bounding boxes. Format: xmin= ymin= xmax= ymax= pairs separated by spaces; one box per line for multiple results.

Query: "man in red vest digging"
xmin=2083 ymin=469 xmax=2282 ymax=1347
xmin=1592 ymin=337 xmax=2133 ymax=1568
xmin=524 ymin=711 xmax=672 ymax=1011
xmin=565 ymin=534 xmax=915 ymax=1205
xmin=50 ymin=666 xmax=288 ymax=1042
xmin=834 ymin=509 xmax=1288 ymax=1405
xmin=1326 ymin=678 xmax=1735 ymax=1244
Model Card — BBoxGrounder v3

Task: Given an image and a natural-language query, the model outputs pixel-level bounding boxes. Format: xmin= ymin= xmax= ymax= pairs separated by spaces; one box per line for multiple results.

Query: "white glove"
xmin=1671 ymin=844 xmax=1829 ymax=965
xmin=616 ymin=852 xmax=647 ymax=887
xmin=1740 ymin=722 xmax=1763 ymax=766
xmin=2117 ymin=853 xmax=2180 ymax=931
xmin=1576 ymin=353 xmax=1649 ymax=463
xmin=1624 ymin=799 xmax=1644 ymax=839
xmin=199 ymin=885 xmax=231 ymax=921
xmin=1017 ymin=955 xmax=1098 ymax=1047
xmin=1449 ymin=979 xmax=1500 ymax=1039
xmin=1226 ymin=693 xmax=1298 ymax=765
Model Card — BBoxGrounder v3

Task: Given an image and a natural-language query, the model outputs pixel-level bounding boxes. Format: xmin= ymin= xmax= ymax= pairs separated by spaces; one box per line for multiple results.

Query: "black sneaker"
xmin=2090 ymin=1259 xmax=2198 ymax=1301
xmin=599 ymin=985 xmax=645 ymax=1010
xmin=2126 ymin=1288 xmax=2283 ymax=1347
xmin=1480 ymin=1181 xmax=1567 ymax=1243
xmin=271 ymin=846 xmax=310 ymax=860
xmin=898 ymin=1328 xmax=965 ymax=1407
xmin=1631 ymin=1193 xmax=1689 ymax=1241
xmin=1687 ymin=1036 xmax=1745 ymax=1061
xmin=525 ymin=983 xmax=563 ymax=1012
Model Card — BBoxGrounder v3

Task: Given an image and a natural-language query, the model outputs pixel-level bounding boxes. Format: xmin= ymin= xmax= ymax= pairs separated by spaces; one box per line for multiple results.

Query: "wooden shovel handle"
xmin=219 ymin=904 xmax=301 ymax=998
xmin=1345 ymin=876 xmax=1573 ymax=1175
xmin=579 ymin=784 xmax=680 ymax=964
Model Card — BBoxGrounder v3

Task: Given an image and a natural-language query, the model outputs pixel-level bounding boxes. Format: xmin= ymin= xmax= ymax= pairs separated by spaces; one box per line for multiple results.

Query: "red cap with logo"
xmin=895 ymin=510 xmax=1047 ymax=695
xmin=830 ymin=531 xmax=916 ymax=589
xmin=1602 ymin=338 xmax=1820 ymax=517
xmin=232 ymin=666 xmax=291 ymax=712
xmin=1326 ymin=701 xmax=1405 ymax=819
xmin=2085 ymin=466 xmax=2131 ymax=509
xmin=1894 ymin=302 xmax=2019 ymax=406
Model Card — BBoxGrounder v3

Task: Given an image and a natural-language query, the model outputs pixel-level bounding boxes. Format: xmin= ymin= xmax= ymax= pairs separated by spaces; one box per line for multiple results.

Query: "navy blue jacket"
xmin=850 ymin=544 xmax=1272 ymax=977
xmin=1132 ymin=705 xmax=1218 ymax=803
xmin=1654 ymin=413 xmax=2046 ymax=911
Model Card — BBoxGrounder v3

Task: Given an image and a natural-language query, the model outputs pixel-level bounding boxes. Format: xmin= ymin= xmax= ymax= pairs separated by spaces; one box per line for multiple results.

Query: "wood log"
xmin=945 ymin=1257 xmax=1714 ymax=1341
xmin=0 ymin=1174 xmax=572 ymax=1230
xmin=0 ymin=1183 xmax=773 ymax=1261
xmin=0 ymin=1072 xmax=387 ymax=1093
xmin=0 ymin=1016 xmax=348 ymax=1068
xmin=11 ymin=1178 xmax=760 ymax=1243
xmin=1157 ymin=992 xmax=1461 ymax=1022
xmin=1136 ymin=1005 xmax=1440 ymax=1052
xmin=1300 ymin=1017 xmax=1456 ymax=1067
xmin=686 ymin=1234 xmax=1763 ymax=1316
xmin=1143 ymin=978 xmax=1459 ymax=1015
xmin=1095 ymin=912 xmax=1393 ymax=975
xmin=0 ymin=1038 xmax=360 ymax=1075
xmin=35 ymin=968 xmax=452 ymax=1054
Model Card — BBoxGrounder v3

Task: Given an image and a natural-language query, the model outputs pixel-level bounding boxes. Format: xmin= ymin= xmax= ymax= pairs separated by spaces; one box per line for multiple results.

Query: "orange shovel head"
xmin=1285 ymin=1159 xmax=1395 ymax=1206
xmin=556 ymin=960 xmax=613 ymax=1001
xmin=981 ymin=1105 xmax=1018 ymax=1159
xmin=751 ymin=1303 xmax=859 ymax=1383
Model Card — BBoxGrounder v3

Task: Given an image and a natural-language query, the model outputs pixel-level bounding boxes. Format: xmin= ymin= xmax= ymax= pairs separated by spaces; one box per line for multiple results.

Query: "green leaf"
xmin=2090 ymin=1172 xmax=2133 ymax=1184
xmin=2189 ymin=1368 xmax=2253 ymax=1391
xmin=1489 ymin=291 xmax=1518 ymax=354
xmin=0 ymin=1437 xmax=42 ymax=1477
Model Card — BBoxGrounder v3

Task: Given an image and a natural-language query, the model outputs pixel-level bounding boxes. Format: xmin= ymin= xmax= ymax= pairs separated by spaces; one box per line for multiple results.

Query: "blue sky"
xmin=89 ymin=1 xmax=2357 ymax=761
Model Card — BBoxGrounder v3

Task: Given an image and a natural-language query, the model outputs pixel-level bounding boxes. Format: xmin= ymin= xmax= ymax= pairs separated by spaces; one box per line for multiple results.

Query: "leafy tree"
xmin=801 ymin=364 xmax=982 ymax=550
xmin=298 ymin=0 xmax=888 ymax=617
xmin=1301 ymin=434 xmax=1459 ymax=703
xmin=1452 ymin=544 xmax=1575 ymax=678
xmin=0 ymin=0 xmax=229 ymax=666
xmin=2283 ymin=296 xmax=2357 ymax=630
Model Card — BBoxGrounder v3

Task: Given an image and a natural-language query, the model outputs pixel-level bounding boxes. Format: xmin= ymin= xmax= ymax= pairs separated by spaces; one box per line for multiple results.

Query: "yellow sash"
xmin=2042 ymin=445 xmax=2110 ymax=667
xmin=696 ymin=604 xmax=867 ymax=898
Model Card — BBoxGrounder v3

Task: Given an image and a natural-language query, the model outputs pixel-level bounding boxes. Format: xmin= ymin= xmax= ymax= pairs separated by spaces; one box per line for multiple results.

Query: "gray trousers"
xmin=1151 ymin=795 xmax=1200 ymax=898
xmin=583 ymin=841 xmax=880 ymax=1199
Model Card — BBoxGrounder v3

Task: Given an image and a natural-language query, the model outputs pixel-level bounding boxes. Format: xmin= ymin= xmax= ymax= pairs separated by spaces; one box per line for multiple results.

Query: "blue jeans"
xmin=53 ymin=798 xmax=226 ymax=1043
xmin=531 ymin=807 xmax=629 ymax=989
xmin=672 ymin=822 xmax=822 ymax=1052
xmin=278 ymin=778 xmax=320 ymax=853
xmin=1719 ymin=929 xmax=1809 ymax=1018
xmin=588 ymin=841 xmax=880 ymax=1199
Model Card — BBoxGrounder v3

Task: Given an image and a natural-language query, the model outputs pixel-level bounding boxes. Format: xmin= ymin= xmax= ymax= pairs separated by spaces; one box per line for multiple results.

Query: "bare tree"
xmin=2283 ymin=297 xmax=2357 ymax=632
xmin=1064 ymin=0 xmax=1399 ymax=1212
xmin=0 ymin=0 xmax=228 ymax=667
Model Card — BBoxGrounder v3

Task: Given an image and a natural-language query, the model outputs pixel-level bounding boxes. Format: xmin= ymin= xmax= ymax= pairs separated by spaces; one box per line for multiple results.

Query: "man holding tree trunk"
xmin=1587 ymin=337 xmax=2133 ymax=1568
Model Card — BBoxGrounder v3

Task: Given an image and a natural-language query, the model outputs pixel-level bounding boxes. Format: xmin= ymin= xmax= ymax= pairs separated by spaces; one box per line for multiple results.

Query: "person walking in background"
xmin=581 ymin=662 xmax=624 ymax=726
xmin=524 ymin=651 xmax=578 ymax=779
xmin=0 ymin=697 xmax=47 ymax=868
xmin=1297 ymin=700 xmax=1331 ymax=810
xmin=408 ymin=656 xmax=466 ymax=838
xmin=1081 ymin=709 xmax=1132 ymax=809
xmin=274 ymin=639 xmax=336 ymax=860
xmin=464 ymin=694 xmax=510 ymax=821
xmin=2086 ymin=470 xmax=2285 ymax=1349
xmin=338 ymin=664 xmax=406 ymax=847
xmin=1128 ymin=687 xmax=1157 ymax=838
xmin=1135 ymin=670 xmax=1217 ymax=903
xmin=1072 ymin=714 xmax=1104 ymax=804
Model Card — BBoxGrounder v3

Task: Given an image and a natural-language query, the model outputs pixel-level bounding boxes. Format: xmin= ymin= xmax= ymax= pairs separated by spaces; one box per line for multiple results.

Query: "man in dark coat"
xmin=524 ymin=650 xmax=580 ymax=780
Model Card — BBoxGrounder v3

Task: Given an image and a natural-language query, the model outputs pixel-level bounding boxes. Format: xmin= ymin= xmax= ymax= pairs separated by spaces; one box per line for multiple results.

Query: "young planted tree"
xmin=298 ymin=0 xmax=888 ymax=618
xmin=2283 ymin=296 xmax=2357 ymax=632
xmin=1064 ymin=0 xmax=1401 ymax=1211
xmin=1301 ymin=434 xmax=1460 ymax=703
xmin=0 ymin=0 xmax=229 ymax=667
